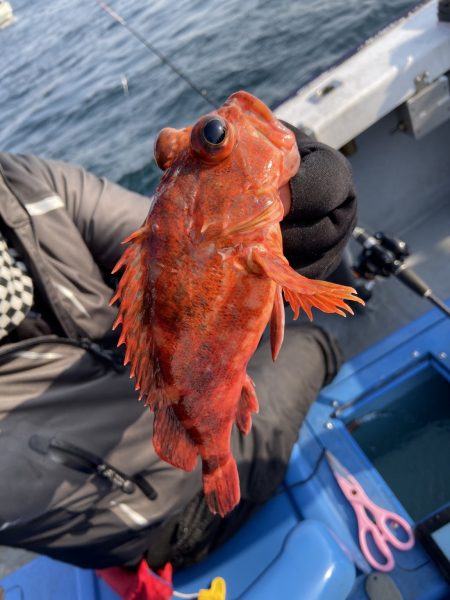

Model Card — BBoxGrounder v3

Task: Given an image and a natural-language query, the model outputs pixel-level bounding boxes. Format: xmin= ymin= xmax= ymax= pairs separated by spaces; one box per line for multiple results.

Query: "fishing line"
xmin=273 ymin=448 xmax=326 ymax=499
xmin=95 ymin=0 xmax=219 ymax=110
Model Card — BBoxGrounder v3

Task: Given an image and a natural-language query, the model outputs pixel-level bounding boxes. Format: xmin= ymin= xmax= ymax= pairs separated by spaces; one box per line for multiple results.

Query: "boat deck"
xmin=3 ymin=303 xmax=448 ymax=598
xmin=289 ymin=109 xmax=450 ymax=360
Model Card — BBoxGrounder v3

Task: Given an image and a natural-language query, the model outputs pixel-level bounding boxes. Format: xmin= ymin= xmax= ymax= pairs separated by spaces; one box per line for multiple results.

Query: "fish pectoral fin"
xmin=153 ymin=405 xmax=198 ymax=472
xmin=206 ymin=192 xmax=283 ymax=242
xmin=270 ymin=285 xmax=285 ymax=360
xmin=252 ymin=248 xmax=364 ymax=320
xmin=236 ymin=374 xmax=259 ymax=435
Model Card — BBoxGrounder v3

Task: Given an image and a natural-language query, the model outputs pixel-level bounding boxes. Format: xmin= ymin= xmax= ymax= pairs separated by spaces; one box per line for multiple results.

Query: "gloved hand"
xmin=279 ymin=123 xmax=357 ymax=280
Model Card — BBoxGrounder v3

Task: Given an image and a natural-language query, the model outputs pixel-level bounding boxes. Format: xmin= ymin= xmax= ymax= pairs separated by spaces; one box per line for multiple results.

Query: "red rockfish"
xmin=111 ymin=91 xmax=363 ymax=516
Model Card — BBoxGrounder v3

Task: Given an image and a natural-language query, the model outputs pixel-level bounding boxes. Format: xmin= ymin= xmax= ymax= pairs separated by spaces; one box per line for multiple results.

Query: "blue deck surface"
xmin=1 ymin=303 xmax=449 ymax=599
xmin=285 ymin=302 xmax=450 ymax=600
xmin=173 ymin=492 xmax=300 ymax=597
xmin=0 ymin=557 xmax=118 ymax=600
xmin=173 ymin=494 xmax=355 ymax=599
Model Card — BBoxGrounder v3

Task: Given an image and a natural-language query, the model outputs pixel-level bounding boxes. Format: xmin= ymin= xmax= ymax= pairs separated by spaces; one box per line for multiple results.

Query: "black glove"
xmin=280 ymin=122 xmax=357 ymax=279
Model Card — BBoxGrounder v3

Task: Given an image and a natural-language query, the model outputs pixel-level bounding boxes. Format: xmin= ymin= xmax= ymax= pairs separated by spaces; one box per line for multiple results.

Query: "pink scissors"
xmin=325 ymin=451 xmax=415 ymax=571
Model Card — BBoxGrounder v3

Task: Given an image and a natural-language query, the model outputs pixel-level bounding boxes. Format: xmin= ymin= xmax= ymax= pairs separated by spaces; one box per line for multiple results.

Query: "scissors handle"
xmin=355 ymin=485 xmax=415 ymax=549
xmin=375 ymin=507 xmax=415 ymax=551
xmin=336 ymin=471 xmax=415 ymax=571
xmin=326 ymin=453 xmax=415 ymax=571
xmin=354 ymin=492 xmax=415 ymax=571
xmin=355 ymin=505 xmax=396 ymax=572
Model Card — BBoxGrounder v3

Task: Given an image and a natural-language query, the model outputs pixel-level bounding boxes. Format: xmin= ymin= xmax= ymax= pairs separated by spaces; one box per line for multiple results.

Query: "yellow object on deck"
xmin=197 ymin=577 xmax=226 ymax=600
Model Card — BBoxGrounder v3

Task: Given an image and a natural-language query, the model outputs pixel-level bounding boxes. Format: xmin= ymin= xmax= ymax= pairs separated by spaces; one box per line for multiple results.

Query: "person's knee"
xmin=293 ymin=323 xmax=343 ymax=386
xmin=275 ymin=322 xmax=343 ymax=387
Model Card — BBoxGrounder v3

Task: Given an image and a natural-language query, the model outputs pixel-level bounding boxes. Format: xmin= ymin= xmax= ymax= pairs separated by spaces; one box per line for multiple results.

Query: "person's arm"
xmin=279 ymin=123 xmax=357 ymax=279
xmin=12 ymin=155 xmax=152 ymax=272
xmin=11 ymin=126 xmax=355 ymax=278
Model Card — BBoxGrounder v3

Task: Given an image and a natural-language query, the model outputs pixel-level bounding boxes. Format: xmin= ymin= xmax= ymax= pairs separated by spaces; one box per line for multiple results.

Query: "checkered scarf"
xmin=0 ymin=231 xmax=34 ymax=340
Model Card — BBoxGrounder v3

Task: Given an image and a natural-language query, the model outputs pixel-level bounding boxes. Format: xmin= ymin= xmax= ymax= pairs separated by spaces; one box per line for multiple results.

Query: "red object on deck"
xmin=96 ymin=559 xmax=173 ymax=600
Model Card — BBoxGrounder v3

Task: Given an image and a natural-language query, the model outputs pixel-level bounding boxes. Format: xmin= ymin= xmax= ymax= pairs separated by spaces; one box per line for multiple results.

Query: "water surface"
xmin=1 ymin=0 xmax=418 ymax=194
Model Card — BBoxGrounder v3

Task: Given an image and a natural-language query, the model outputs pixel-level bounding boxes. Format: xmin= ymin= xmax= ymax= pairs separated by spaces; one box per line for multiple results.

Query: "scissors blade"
xmin=325 ymin=451 xmax=354 ymax=482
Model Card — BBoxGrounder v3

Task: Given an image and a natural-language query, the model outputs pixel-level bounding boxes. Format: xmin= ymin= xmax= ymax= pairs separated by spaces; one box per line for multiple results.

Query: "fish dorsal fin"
xmin=111 ymin=225 xmax=156 ymax=400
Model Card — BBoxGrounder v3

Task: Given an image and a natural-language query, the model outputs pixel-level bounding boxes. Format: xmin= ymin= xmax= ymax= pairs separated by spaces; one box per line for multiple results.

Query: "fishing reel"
xmin=352 ymin=226 xmax=450 ymax=318
xmin=353 ymin=228 xmax=410 ymax=279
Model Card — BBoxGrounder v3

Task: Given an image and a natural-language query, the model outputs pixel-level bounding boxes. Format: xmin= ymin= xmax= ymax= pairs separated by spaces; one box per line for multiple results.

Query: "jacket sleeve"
xmin=15 ymin=155 xmax=152 ymax=272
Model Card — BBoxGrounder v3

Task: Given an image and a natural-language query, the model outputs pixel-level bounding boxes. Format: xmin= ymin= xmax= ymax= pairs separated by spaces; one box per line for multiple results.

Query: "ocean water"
xmin=1 ymin=0 xmax=418 ymax=196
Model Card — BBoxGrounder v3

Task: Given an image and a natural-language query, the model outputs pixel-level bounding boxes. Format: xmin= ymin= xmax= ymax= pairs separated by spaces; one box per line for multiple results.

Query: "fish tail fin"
xmin=203 ymin=455 xmax=240 ymax=517
xmin=236 ymin=374 xmax=258 ymax=435
xmin=252 ymin=248 xmax=364 ymax=320
xmin=153 ymin=405 xmax=198 ymax=471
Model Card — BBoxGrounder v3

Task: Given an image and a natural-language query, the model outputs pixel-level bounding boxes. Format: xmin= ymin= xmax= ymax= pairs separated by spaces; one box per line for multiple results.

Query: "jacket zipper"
xmin=29 ymin=434 xmax=157 ymax=501
xmin=2 ymin=338 xmax=157 ymax=501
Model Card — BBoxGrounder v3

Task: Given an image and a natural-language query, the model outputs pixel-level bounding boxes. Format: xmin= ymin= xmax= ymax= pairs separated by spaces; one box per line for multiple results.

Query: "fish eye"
xmin=202 ymin=118 xmax=226 ymax=146
xmin=190 ymin=115 xmax=235 ymax=163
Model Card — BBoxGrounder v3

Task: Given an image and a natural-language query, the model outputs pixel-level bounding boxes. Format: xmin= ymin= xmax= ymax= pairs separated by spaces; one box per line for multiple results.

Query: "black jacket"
xmin=0 ymin=153 xmax=205 ymax=566
xmin=0 ymin=141 xmax=354 ymax=568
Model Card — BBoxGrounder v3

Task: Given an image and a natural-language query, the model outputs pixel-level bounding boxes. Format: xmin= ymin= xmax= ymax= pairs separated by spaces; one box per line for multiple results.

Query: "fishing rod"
xmin=96 ymin=1 xmax=450 ymax=320
xmin=353 ymin=226 xmax=450 ymax=318
xmin=94 ymin=0 xmax=219 ymax=110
